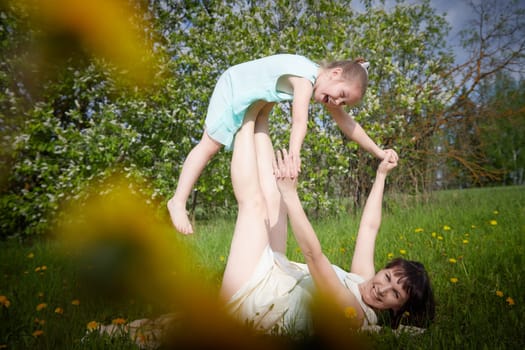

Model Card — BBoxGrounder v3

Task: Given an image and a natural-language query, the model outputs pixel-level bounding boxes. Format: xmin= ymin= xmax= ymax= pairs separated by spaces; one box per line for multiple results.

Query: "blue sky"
xmin=427 ymin=0 xmax=477 ymax=63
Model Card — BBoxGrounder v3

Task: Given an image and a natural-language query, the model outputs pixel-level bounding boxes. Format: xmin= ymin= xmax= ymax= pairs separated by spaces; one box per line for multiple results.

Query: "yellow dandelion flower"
xmin=463 ymin=240 xmax=469 ymax=244
xmin=399 ymin=249 xmax=407 ymax=255
xmin=387 ymin=252 xmax=394 ymax=259
xmin=71 ymin=299 xmax=80 ymax=306
xmin=36 ymin=303 xmax=47 ymax=311
xmin=27 ymin=253 xmax=35 ymax=259
xmin=414 ymin=228 xmax=424 ymax=233
xmin=32 ymin=330 xmax=44 ymax=337
xmin=219 ymin=256 xmax=225 ymax=262
xmin=112 ymin=318 xmax=126 ymax=325
xmin=431 ymin=232 xmax=437 ymax=238
xmin=495 ymin=290 xmax=504 ymax=297
xmin=344 ymin=306 xmax=357 ymax=319
xmin=86 ymin=321 xmax=99 ymax=332
xmin=443 ymin=225 xmax=451 ymax=231
xmin=471 ymin=225 xmax=477 ymax=229
xmin=54 ymin=307 xmax=64 ymax=314
xmin=490 ymin=220 xmax=497 ymax=226
xmin=450 ymin=277 xmax=458 ymax=283
xmin=34 ymin=267 xmax=41 ymax=272
xmin=438 ymin=236 xmax=444 ymax=241
xmin=340 ymin=247 xmax=346 ymax=253
xmin=493 ymin=210 xmax=499 ymax=215
xmin=506 ymin=297 xmax=515 ymax=306
xmin=0 ymin=296 xmax=11 ymax=308
xmin=449 ymin=258 xmax=457 ymax=264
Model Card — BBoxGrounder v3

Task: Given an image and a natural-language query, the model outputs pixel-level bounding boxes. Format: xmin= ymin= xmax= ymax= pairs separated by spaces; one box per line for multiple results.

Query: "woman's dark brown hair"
xmin=384 ymin=258 xmax=436 ymax=329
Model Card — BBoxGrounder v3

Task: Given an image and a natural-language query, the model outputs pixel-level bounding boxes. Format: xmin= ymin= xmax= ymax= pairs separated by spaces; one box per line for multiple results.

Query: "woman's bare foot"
xmin=167 ymin=198 xmax=194 ymax=234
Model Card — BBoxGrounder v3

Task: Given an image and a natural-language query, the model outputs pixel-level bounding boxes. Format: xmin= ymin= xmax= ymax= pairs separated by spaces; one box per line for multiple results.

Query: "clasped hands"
xmin=378 ymin=149 xmax=398 ymax=175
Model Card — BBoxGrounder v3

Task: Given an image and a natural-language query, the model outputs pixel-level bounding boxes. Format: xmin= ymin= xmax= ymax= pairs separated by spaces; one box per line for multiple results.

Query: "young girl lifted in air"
xmin=168 ymin=54 xmax=397 ymax=235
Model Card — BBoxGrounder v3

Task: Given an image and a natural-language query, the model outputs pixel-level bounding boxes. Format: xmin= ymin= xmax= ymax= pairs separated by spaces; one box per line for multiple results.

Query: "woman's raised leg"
xmin=220 ymin=102 xmax=270 ymax=301
xmin=254 ymin=104 xmax=288 ymax=254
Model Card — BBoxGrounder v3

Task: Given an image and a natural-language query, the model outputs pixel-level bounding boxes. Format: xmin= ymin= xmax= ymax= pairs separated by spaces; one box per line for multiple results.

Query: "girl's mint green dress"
xmin=205 ymin=54 xmax=319 ymax=150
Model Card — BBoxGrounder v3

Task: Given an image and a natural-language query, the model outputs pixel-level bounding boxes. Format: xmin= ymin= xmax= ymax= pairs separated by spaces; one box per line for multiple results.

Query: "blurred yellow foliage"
xmin=12 ymin=0 xmax=157 ymax=86
xmin=56 ymin=176 xmax=191 ymax=307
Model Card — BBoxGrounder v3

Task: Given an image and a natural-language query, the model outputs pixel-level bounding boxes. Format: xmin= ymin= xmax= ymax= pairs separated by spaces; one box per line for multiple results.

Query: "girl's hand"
xmin=288 ymin=150 xmax=302 ymax=178
xmin=273 ymin=149 xmax=298 ymax=194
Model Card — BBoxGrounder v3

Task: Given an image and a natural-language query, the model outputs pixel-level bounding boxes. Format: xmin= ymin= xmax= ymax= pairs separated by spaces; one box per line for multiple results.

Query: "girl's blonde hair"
xmin=321 ymin=57 xmax=369 ymax=96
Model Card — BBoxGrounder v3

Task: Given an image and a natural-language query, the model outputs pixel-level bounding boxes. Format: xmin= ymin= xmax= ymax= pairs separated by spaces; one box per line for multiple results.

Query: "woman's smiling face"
xmin=313 ymin=68 xmax=363 ymax=107
xmin=359 ymin=268 xmax=410 ymax=311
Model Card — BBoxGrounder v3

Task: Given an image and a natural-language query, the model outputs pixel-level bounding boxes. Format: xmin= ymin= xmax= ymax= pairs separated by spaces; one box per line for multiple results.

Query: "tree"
xmin=439 ymin=0 xmax=525 ymax=187
xmin=0 ymin=0 xmax=467 ymax=238
xmin=476 ymin=73 xmax=524 ymax=185
xmin=343 ymin=0 xmax=454 ymax=198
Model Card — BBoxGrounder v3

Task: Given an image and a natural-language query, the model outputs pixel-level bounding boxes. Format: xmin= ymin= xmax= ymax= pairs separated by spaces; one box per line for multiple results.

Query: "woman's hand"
xmin=273 ymin=149 xmax=298 ymax=195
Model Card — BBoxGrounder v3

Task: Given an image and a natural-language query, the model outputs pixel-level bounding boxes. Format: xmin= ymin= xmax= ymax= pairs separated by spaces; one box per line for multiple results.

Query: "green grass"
xmin=1 ymin=186 xmax=524 ymax=349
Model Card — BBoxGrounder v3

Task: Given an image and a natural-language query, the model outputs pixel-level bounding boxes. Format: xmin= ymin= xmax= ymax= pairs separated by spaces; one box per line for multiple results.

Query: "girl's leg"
xmin=220 ymin=101 xmax=270 ymax=301
xmin=254 ymin=104 xmax=288 ymax=254
xmin=167 ymin=131 xmax=222 ymax=234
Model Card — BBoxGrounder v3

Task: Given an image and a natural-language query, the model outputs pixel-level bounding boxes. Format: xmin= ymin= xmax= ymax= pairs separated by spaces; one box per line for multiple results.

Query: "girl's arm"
xmin=287 ymin=76 xmax=314 ymax=176
xmin=327 ymin=105 xmax=386 ymax=160
xmin=351 ymin=151 xmax=397 ymax=279
xmin=274 ymin=150 xmax=367 ymax=323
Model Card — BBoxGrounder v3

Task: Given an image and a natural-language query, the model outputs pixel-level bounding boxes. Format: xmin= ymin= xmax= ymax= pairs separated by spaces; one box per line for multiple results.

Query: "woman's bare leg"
xmin=254 ymin=104 xmax=288 ymax=254
xmin=220 ymin=101 xmax=270 ymax=301
xmin=167 ymin=131 xmax=222 ymax=234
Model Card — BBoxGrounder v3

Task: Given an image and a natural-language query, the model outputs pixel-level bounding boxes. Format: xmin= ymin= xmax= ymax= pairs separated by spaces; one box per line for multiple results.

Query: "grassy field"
xmin=1 ymin=185 xmax=524 ymax=349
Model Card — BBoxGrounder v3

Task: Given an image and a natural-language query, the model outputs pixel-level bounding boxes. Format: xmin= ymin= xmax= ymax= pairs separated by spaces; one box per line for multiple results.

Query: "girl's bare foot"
xmin=167 ymin=198 xmax=193 ymax=234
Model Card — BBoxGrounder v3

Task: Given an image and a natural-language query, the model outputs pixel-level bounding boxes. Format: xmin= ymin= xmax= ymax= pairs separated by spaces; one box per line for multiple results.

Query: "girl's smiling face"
xmin=313 ymin=68 xmax=363 ymax=108
xmin=359 ymin=268 xmax=409 ymax=311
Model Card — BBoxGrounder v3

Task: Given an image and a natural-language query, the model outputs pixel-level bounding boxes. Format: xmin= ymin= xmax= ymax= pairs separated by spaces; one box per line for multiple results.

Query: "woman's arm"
xmin=351 ymin=151 xmax=398 ymax=279
xmin=274 ymin=149 xmax=366 ymax=322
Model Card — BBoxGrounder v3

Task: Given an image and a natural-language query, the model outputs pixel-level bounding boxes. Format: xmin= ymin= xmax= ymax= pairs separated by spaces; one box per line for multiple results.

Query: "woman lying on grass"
xmin=95 ymin=109 xmax=435 ymax=347
xmin=221 ymin=110 xmax=435 ymax=334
